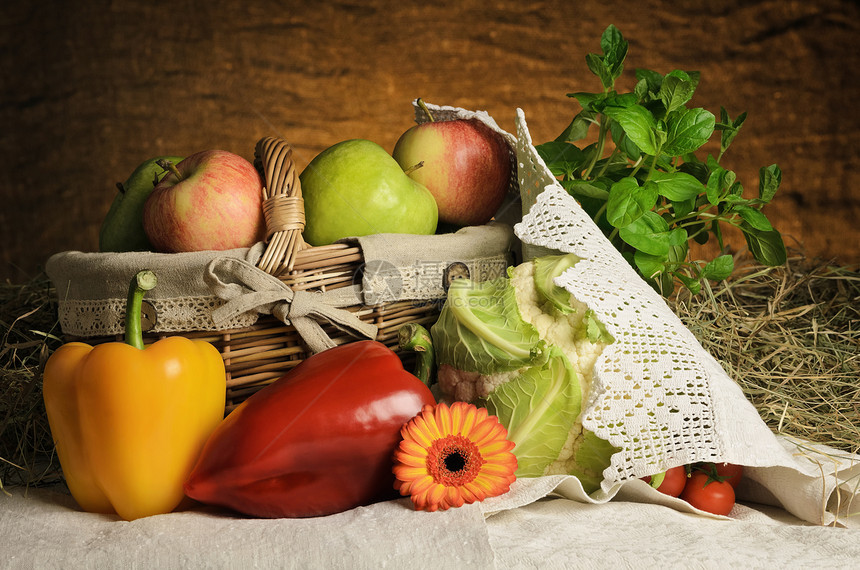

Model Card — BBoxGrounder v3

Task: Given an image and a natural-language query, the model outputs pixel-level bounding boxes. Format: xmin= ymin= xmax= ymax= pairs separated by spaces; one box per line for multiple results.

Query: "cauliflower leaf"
xmin=431 ymin=275 xmax=548 ymax=374
xmin=483 ymin=347 xmax=581 ymax=477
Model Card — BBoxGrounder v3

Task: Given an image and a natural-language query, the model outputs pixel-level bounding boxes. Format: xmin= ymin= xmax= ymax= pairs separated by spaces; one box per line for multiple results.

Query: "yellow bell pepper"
xmin=43 ymin=270 xmax=225 ymax=521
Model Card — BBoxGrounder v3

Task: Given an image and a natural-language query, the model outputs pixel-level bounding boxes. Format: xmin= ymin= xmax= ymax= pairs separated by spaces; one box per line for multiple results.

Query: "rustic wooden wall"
xmin=2 ymin=0 xmax=858 ymax=282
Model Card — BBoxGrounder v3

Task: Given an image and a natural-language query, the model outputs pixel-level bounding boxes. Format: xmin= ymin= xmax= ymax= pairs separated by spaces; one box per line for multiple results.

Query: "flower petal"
xmin=405 ymin=415 xmax=436 ymax=447
xmin=477 ymin=438 xmax=516 ymax=457
xmin=435 ymin=402 xmax=453 ymax=437
xmin=393 ymin=465 xmax=429 ymax=481
xmin=444 ymin=485 xmax=465 ymax=509
xmin=401 ymin=473 xmax=436 ymax=498
xmin=427 ymin=482 xmax=447 ymax=507
xmin=449 ymin=401 xmax=465 ymax=435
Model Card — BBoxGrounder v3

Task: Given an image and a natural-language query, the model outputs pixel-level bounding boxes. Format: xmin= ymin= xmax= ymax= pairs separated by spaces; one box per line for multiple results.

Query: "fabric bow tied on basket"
xmin=204 ymin=256 xmax=378 ymax=354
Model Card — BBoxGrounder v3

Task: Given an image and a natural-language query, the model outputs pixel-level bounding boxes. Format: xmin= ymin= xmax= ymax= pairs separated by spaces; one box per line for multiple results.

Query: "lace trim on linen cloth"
xmin=56 ymin=296 xmax=258 ymax=337
xmin=511 ymin=108 xmax=817 ymax=491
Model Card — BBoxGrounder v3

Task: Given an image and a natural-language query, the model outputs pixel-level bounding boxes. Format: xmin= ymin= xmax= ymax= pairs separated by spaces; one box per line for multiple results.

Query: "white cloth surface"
xmin=1 ymin=486 xmax=493 ymax=570
xmin=3 ymin=479 xmax=858 ymax=570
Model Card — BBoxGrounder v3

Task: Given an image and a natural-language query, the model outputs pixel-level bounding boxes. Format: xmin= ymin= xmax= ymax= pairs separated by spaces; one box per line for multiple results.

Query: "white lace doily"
xmin=511 ymin=107 xmax=826 ymax=486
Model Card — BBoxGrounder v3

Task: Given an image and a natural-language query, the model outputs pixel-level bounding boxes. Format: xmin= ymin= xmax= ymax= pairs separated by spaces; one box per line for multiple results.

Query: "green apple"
xmin=99 ymin=155 xmax=184 ymax=252
xmin=299 ymin=139 xmax=438 ymax=246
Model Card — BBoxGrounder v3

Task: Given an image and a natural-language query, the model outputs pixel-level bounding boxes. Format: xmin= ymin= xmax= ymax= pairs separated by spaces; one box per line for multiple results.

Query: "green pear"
xmin=99 ymin=155 xmax=184 ymax=252
xmin=299 ymin=139 xmax=438 ymax=246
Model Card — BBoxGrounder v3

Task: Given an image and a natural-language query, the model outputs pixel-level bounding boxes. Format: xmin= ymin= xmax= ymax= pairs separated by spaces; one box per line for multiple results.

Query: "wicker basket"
xmin=60 ymin=130 xmax=515 ymax=412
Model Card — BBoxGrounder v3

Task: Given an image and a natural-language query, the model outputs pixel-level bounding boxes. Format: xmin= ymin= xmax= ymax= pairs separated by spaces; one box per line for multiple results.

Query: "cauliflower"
xmin=431 ymin=252 xmax=616 ymax=493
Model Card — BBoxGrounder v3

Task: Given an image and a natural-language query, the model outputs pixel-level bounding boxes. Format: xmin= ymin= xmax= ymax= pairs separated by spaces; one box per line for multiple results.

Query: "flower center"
xmin=427 ymin=435 xmax=485 ymax=486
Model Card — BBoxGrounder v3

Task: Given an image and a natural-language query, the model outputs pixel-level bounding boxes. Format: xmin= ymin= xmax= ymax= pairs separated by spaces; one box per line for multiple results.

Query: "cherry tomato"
xmin=714 ymin=462 xmax=744 ymax=489
xmin=642 ymin=465 xmax=687 ymax=497
xmin=681 ymin=471 xmax=736 ymax=516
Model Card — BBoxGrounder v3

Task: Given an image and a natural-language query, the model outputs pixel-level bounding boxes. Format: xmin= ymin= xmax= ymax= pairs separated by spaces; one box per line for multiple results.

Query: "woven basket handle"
xmin=254 ymin=137 xmax=307 ymax=275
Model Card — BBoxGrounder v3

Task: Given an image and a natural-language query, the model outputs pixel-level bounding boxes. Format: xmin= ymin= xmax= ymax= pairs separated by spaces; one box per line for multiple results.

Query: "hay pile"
xmin=671 ymin=254 xmax=859 ymax=456
xmin=1 ymin=254 xmax=858 ymax=488
xmin=0 ymin=274 xmax=63 ymax=488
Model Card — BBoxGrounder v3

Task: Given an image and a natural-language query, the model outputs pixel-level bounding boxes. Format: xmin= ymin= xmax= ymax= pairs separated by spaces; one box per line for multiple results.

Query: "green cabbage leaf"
xmin=482 ymin=347 xmax=581 ymax=477
xmin=533 ymin=253 xmax=581 ymax=314
xmin=431 ymin=274 xmax=548 ymax=374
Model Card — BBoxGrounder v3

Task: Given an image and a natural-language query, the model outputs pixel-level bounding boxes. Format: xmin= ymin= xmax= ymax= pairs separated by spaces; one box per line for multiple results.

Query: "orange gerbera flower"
xmin=392 ymin=401 xmax=517 ymax=512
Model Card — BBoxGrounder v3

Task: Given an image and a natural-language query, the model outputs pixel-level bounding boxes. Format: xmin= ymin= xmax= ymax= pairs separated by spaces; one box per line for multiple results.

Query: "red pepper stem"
xmin=125 ymin=270 xmax=157 ymax=350
xmin=398 ymin=323 xmax=435 ymax=387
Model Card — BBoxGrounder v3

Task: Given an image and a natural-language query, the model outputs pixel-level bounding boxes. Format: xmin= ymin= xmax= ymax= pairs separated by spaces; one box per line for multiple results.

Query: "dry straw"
xmin=670 ymin=253 xmax=860 ymax=456
xmin=3 ymin=251 xmax=858 ymax=488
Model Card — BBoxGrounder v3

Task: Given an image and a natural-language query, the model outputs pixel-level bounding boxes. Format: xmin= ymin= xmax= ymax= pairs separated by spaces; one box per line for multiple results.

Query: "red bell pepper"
xmin=183 ymin=340 xmax=435 ymax=518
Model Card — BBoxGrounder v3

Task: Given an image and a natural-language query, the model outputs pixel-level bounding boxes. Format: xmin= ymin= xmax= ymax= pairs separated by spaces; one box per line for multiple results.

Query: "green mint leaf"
xmin=634 ymin=249 xmax=666 ymax=280
xmin=555 ymin=111 xmax=596 ymax=142
xmin=668 ymin=227 xmax=688 ymax=247
xmin=663 ymin=107 xmax=715 ymax=156
xmin=536 ymin=141 xmax=587 ymax=178
xmin=672 ymin=197 xmax=696 ymax=218
xmin=606 ymin=177 xmax=657 ymax=228
xmin=586 ymin=52 xmax=614 ymax=90
xmin=562 ymin=179 xmax=610 ymax=201
xmin=603 ymin=104 xmax=658 ymax=155
xmin=567 ymin=92 xmax=603 ymax=112
xmin=634 ymin=78 xmax=650 ymax=101
xmin=741 ymin=223 xmax=787 ymax=266
xmin=702 ymin=254 xmax=734 ymax=281
xmin=619 ymin=211 xmax=671 ymax=256
xmin=676 ymin=272 xmax=702 ymax=295
xmin=605 ymin=93 xmax=638 ymax=108
xmin=660 ymin=75 xmax=695 ymax=113
xmin=759 ymin=164 xmax=782 ymax=203
xmin=648 ymin=171 xmax=704 ymax=201
xmin=635 ymin=68 xmax=664 ymax=95
xmin=600 ymin=24 xmax=628 ymax=80
xmin=665 ymin=69 xmax=700 ymax=90
xmin=718 ymin=107 xmax=747 ymax=154
xmin=685 ymin=70 xmax=701 ymax=90
xmin=678 ymin=161 xmax=710 ymax=184
xmin=734 ymin=205 xmax=774 ymax=231
xmin=721 ymin=169 xmax=738 ymax=194
xmin=609 ymin=119 xmax=642 ymax=161
xmin=706 ymin=166 xmax=733 ymax=205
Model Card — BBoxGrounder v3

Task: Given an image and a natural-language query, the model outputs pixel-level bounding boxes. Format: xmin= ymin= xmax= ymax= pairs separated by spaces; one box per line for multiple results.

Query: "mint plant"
xmin=536 ymin=25 xmax=786 ymax=296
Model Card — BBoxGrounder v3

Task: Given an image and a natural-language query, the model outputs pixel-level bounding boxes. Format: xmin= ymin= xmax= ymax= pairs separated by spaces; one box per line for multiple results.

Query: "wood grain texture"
xmin=1 ymin=0 xmax=858 ymax=281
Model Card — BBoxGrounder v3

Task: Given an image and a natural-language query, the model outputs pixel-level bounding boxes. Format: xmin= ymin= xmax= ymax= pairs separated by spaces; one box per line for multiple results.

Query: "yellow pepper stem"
xmin=125 ymin=270 xmax=157 ymax=350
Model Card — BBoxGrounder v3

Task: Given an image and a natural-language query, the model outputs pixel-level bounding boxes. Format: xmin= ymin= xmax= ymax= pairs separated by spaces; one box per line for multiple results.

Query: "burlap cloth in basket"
xmin=46 ymin=223 xmax=514 ymax=353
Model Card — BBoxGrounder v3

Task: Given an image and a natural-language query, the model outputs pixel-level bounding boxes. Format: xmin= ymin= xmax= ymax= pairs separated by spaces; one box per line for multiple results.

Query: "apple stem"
xmin=403 ymin=161 xmax=424 ymax=176
xmin=116 ymin=182 xmax=126 ymax=195
xmin=417 ymin=98 xmax=435 ymax=123
xmin=156 ymin=159 xmax=183 ymax=182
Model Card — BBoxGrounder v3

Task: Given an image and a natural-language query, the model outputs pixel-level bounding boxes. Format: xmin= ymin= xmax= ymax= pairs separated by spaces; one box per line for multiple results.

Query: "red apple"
xmin=392 ymin=116 xmax=512 ymax=227
xmin=143 ymin=150 xmax=265 ymax=252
